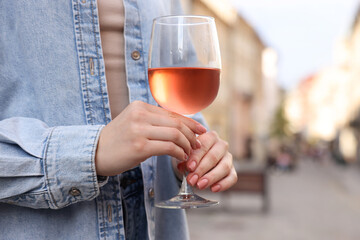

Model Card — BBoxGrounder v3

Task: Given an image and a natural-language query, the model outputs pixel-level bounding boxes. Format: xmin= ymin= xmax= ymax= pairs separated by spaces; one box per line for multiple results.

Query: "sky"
xmin=229 ymin=0 xmax=360 ymax=90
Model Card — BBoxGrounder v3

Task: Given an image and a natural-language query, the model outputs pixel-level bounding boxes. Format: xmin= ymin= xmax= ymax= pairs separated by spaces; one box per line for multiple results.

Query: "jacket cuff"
xmin=43 ymin=125 xmax=104 ymax=209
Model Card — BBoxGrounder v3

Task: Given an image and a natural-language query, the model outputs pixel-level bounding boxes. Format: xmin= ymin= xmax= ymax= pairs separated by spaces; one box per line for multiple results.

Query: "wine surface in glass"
xmin=148 ymin=67 xmax=220 ymax=115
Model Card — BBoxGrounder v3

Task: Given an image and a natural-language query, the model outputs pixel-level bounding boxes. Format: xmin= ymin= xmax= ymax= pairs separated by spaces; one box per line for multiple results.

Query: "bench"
xmin=223 ymin=163 xmax=269 ymax=213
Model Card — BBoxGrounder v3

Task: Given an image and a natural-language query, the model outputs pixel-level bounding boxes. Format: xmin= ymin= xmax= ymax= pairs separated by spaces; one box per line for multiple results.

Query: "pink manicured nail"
xmin=189 ymin=174 xmax=199 ymax=186
xmin=184 ymin=153 xmax=189 ymax=161
xmin=211 ymin=184 xmax=221 ymax=192
xmin=197 ymin=178 xmax=208 ymax=189
xmin=188 ymin=161 xmax=197 ymax=171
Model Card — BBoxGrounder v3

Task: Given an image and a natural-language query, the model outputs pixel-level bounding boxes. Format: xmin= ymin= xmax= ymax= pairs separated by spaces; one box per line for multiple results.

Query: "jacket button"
xmin=148 ymin=188 xmax=154 ymax=198
xmin=131 ymin=51 xmax=141 ymax=60
xmin=69 ymin=187 xmax=81 ymax=196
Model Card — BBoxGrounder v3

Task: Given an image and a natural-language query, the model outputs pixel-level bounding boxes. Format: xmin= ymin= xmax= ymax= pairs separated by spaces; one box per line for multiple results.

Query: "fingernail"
xmin=189 ymin=174 xmax=199 ymax=186
xmin=196 ymin=139 xmax=202 ymax=149
xmin=188 ymin=161 xmax=196 ymax=171
xmin=196 ymin=124 xmax=207 ymax=134
xmin=211 ymin=184 xmax=221 ymax=192
xmin=197 ymin=178 xmax=208 ymax=189
xmin=177 ymin=162 xmax=186 ymax=172
xmin=184 ymin=153 xmax=189 ymax=161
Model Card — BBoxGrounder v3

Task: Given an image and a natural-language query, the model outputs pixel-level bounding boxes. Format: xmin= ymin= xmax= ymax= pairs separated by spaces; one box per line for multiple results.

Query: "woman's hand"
xmin=95 ymin=101 xmax=205 ymax=176
xmin=185 ymin=131 xmax=238 ymax=192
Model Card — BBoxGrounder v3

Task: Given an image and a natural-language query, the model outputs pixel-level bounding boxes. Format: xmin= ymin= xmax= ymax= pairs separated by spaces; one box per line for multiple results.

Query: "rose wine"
xmin=148 ymin=67 xmax=220 ymax=115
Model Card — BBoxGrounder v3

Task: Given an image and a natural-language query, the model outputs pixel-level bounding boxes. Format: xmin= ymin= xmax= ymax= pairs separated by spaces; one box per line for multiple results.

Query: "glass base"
xmin=155 ymin=193 xmax=219 ymax=209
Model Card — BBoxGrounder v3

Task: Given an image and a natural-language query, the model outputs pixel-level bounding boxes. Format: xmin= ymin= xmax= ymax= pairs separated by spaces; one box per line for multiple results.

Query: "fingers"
xmin=129 ymin=101 xmax=205 ymax=152
xmin=210 ymin=166 xmax=238 ymax=192
xmin=186 ymin=131 xmax=237 ymax=192
xmin=186 ymin=131 xmax=224 ymax=172
xmin=142 ymin=140 xmax=189 ymax=161
xmin=147 ymin=112 xmax=202 ymax=151
xmin=198 ymin=152 xmax=237 ymax=192
xmin=195 ymin=152 xmax=231 ymax=189
xmin=95 ymin=100 xmax=207 ymax=177
xmin=146 ymin=126 xmax=192 ymax=156
xmin=142 ymin=101 xmax=207 ymax=135
xmin=188 ymin=152 xmax=237 ymax=192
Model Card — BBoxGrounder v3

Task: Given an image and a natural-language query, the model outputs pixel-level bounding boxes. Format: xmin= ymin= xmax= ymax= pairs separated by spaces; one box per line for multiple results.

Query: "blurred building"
xmin=285 ymin=6 xmax=360 ymax=162
xmin=181 ymin=0 xmax=281 ymax=164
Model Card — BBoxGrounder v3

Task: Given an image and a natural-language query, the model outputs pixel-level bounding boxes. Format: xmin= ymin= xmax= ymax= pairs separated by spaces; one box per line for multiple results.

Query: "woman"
xmin=0 ymin=0 xmax=237 ymax=239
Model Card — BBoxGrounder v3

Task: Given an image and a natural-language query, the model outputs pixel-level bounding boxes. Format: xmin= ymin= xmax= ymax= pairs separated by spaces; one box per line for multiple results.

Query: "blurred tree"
xmin=270 ymin=99 xmax=291 ymax=139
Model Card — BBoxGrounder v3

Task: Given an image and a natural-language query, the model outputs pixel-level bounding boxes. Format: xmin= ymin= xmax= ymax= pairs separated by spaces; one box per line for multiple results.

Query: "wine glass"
xmin=148 ymin=15 xmax=221 ymax=209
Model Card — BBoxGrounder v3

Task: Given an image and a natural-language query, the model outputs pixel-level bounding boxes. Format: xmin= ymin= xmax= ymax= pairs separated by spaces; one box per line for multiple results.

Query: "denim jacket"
xmin=0 ymin=1 xmax=200 ymax=239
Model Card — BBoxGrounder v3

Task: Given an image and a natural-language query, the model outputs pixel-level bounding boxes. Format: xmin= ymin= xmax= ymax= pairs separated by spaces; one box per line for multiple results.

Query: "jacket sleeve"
xmin=0 ymin=117 xmax=105 ymax=209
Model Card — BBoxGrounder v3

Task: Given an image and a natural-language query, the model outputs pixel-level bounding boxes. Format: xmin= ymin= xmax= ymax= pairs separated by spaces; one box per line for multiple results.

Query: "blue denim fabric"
xmin=120 ymin=166 xmax=148 ymax=240
xmin=0 ymin=0 xmax=202 ymax=239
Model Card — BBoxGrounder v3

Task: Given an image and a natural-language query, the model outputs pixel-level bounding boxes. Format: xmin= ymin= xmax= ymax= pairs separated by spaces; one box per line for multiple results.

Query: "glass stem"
xmin=179 ymin=172 xmax=194 ymax=196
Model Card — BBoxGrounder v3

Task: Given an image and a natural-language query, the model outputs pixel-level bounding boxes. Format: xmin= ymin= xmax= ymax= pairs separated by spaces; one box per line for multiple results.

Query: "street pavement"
xmin=186 ymin=159 xmax=360 ymax=240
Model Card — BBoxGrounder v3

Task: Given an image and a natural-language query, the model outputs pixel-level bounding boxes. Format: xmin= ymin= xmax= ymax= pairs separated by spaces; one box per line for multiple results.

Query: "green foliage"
xmin=270 ymin=99 xmax=291 ymax=139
